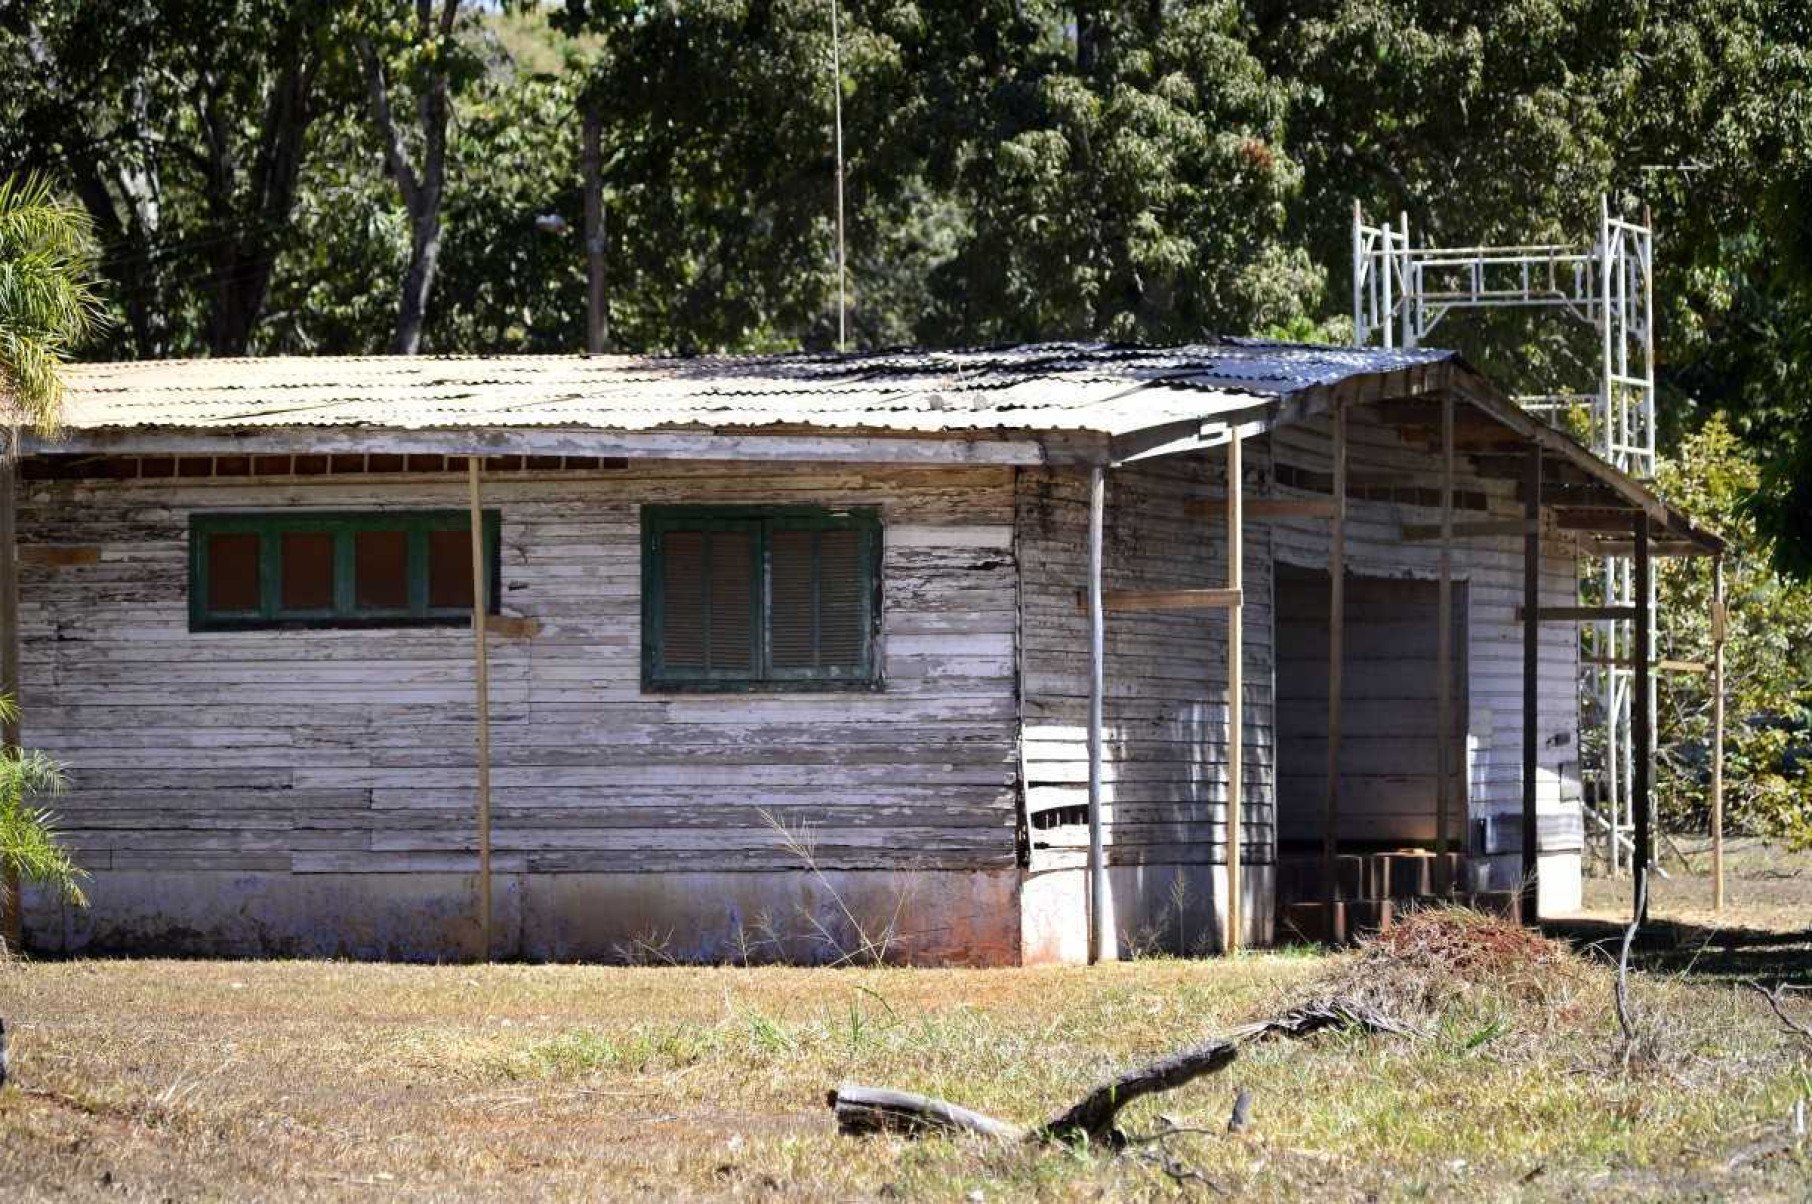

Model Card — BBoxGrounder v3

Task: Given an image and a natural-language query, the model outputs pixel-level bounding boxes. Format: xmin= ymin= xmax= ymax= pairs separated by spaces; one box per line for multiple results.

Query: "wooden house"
xmin=0 ymin=343 xmax=1721 ymax=962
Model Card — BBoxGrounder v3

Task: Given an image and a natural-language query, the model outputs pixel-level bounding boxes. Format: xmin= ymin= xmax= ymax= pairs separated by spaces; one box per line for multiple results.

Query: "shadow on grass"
xmin=1544 ymin=915 xmax=1812 ymax=985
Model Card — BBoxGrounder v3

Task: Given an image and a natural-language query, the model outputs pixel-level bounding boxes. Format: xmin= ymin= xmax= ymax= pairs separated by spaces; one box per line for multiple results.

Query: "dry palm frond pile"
xmin=1325 ymin=907 xmax=1596 ymax=1029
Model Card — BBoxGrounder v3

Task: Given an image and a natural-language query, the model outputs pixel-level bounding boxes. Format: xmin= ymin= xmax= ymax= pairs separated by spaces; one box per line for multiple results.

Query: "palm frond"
xmin=0 ymin=172 xmax=106 ymax=435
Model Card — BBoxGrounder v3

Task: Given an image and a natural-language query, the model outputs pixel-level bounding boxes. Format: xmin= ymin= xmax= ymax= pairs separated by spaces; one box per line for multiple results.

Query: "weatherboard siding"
xmin=1017 ymin=409 xmax=1584 ymax=878
xmin=1017 ymin=453 xmax=1277 ymax=868
xmin=1267 ymin=412 xmax=1584 ymax=847
xmin=15 ymin=464 xmax=1022 ymax=881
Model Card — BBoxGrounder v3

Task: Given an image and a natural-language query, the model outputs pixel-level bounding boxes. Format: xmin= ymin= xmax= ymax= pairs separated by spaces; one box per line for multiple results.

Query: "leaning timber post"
xmin=1520 ymin=444 xmax=1541 ymax=925
xmin=1 ymin=435 xmax=21 ymax=951
xmin=467 ymin=457 xmax=494 ymax=961
xmin=1323 ymin=399 xmax=1347 ymax=913
xmin=1632 ymin=511 xmax=1653 ymax=926
xmin=1711 ymin=554 xmax=1727 ymax=912
xmin=1225 ymin=435 xmax=1244 ymax=955
xmin=1086 ymin=463 xmax=1109 ymax=963
xmin=1436 ymin=394 xmax=1454 ymax=861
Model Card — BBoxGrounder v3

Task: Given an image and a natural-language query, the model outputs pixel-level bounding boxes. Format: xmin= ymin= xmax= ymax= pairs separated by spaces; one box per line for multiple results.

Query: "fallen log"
xmin=828 ymin=997 xmax=1410 ymax=1145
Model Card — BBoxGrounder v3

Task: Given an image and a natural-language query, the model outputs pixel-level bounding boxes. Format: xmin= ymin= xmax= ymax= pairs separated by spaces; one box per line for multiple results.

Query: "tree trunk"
xmin=360 ymin=2 xmax=458 ymax=356
xmin=393 ymin=209 xmax=443 ymax=355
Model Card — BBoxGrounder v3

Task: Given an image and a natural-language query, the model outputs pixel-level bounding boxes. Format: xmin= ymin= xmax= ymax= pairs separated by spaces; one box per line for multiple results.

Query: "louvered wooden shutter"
xmin=655 ymin=523 xmax=758 ymax=678
xmin=767 ymin=520 xmax=873 ymax=680
xmin=644 ymin=507 xmax=878 ymax=688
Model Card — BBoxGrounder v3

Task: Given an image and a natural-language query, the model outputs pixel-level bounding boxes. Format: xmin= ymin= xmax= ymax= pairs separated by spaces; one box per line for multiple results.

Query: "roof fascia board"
xmin=1434 ymin=363 xmax=1724 ymax=554
xmin=22 ymin=426 xmax=1059 ymax=468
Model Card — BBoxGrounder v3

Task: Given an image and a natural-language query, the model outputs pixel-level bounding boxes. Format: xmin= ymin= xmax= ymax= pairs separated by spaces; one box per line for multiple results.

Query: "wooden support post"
xmin=1633 ymin=511 xmax=1653 ymax=926
xmin=1323 ymin=402 xmax=1347 ymax=906
xmin=1225 ymin=436 xmax=1244 ymax=955
xmin=581 ymin=93 xmax=607 ymax=354
xmin=1436 ymin=394 xmax=1454 ymax=859
xmin=1521 ymin=444 xmax=1541 ymax=925
xmin=1711 ymin=555 xmax=1727 ymax=912
xmin=1086 ymin=464 xmax=1109 ymax=964
xmin=467 ymin=458 xmax=493 ymax=961
xmin=1 ymin=446 xmax=20 ymax=951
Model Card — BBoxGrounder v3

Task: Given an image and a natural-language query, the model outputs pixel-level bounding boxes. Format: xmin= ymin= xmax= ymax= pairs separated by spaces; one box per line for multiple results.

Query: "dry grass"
xmin=3 ymin=864 xmax=1811 ymax=1200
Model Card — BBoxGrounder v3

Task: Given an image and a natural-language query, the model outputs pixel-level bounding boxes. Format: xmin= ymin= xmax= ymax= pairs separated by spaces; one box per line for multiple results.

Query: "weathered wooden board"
xmin=17 ymin=465 xmax=1024 ymax=875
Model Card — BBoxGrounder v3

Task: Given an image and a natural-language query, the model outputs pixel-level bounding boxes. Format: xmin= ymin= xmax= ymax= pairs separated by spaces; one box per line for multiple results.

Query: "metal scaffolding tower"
xmin=1352 ymin=196 xmax=1657 ymax=876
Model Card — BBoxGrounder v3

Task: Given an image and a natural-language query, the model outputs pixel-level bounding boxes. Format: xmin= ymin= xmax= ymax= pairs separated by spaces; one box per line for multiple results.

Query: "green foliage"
xmin=0 ymin=173 xmax=104 ymax=432
xmin=1653 ymin=418 xmax=1812 ymax=846
xmin=0 ymin=694 xmax=88 ymax=916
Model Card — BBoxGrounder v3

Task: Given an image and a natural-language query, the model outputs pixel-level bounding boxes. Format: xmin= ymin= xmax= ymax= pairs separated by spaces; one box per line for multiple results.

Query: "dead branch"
xmin=1226 ymin=1087 xmax=1252 ymax=1134
xmin=1747 ymin=981 xmax=1812 ymax=1046
xmin=825 ymin=1086 xmax=1026 ymax=1141
xmin=828 ymin=997 xmax=1410 ymax=1147
xmin=1615 ymin=875 xmax=1647 ymax=1069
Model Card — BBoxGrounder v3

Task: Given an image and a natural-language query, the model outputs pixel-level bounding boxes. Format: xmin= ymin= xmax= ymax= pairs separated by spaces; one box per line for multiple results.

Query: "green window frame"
xmin=189 ymin=510 xmax=501 ymax=631
xmin=642 ymin=505 xmax=883 ymax=692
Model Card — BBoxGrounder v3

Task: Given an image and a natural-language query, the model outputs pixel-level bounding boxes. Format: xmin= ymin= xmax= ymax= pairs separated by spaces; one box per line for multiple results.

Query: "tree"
xmin=355 ymin=0 xmax=481 ymax=354
xmin=0 ymin=173 xmax=103 ymax=432
xmin=0 ymin=695 xmax=86 ymax=947
xmin=0 ymin=1 xmax=337 ymax=357
xmin=1653 ymin=417 xmax=1812 ymax=846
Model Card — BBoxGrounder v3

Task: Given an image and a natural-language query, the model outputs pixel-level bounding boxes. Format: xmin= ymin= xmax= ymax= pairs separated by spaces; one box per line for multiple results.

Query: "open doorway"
xmin=1274 ymin=565 xmax=1468 ymax=857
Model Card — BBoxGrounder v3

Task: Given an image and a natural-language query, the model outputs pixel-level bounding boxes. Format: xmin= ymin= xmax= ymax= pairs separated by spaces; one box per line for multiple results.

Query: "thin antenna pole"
xmin=830 ymin=0 xmax=848 ymax=352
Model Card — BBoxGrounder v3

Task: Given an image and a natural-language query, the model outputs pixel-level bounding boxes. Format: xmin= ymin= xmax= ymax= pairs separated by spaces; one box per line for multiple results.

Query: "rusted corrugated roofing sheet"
xmin=55 ymin=340 xmax=1454 ymax=436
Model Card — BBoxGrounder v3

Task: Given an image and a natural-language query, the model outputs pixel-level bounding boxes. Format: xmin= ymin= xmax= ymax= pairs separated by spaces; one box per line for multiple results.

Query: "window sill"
xmin=640 ymin=678 xmax=886 ymax=695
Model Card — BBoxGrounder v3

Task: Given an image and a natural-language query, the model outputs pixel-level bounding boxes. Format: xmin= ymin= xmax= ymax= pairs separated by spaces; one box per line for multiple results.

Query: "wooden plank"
xmin=1086 ymin=464 xmax=1108 ymax=964
xmin=467 ymin=458 xmax=493 ymax=961
xmin=1634 ymin=512 xmax=1653 ymax=925
xmin=1436 ymin=393 xmax=1453 ymax=858
xmin=1581 ymin=656 xmax=1706 ymax=673
xmin=1516 ymin=605 xmax=1641 ymax=622
xmin=18 ymin=545 xmax=102 ymax=566
xmin=1225 ymin=435 xmax=1243 ymax=955
xmin=1401 ymin=519 xmax=1533 ymax=541
xmin=25 ymin=427 xmax=1053 ymax=467
xmin=1 ymin=452 xmax=19 ymax=950
xmin=1106 ymin=588 xmax=1241 ymax=613
xmin=1711 ymin=555 xmax=1726 ymax=912
xmin=1324 ymin=400 xmax=1346 ymax=905
xmin=1182 ymin=497 xmax=1336 ymax=520
xmin=1521 ymin=445 xmax=1541 ymax=925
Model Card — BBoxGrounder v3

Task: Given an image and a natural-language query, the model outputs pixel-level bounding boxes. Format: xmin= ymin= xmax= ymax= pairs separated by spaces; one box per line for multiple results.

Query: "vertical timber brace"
xmin=1521 ymin=444 xmax=1541 ymax=924
xmin=1633 ymin=511 xmax=1653 ymax=925
xmin=1225 ymin=437 xmax=1245 ymax=954
xmin=0 ymin=443 xmax=20 ymax=951
xmin=1436 ymin=394 xmax=1454 ymax=858
xmin=1086 ymin=464 xmax=1109 ymax=963
xmin=467 ymin=457 xmax=494 ymax=960
xmin=1323 ymin=399 xmax=1347 ymax=908
xmin=1711 ymin=554 xmax=1727 ymax=912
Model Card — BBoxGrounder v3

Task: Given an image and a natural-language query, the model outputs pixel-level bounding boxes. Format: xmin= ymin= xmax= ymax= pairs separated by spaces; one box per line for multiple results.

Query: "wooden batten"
xmin=1436 ymin=394 xmax=1453 ymax=858
xmin=1517 ymin=605 xmax=1642 ymax=623
xmin=467 ymin=458 xmax=493 ymax=960
xmin=1323 ymin=400 xmax=1347 ymax=906
xmin=1183 ymin=497 xmax=1335 ymax=520
xmin=1224 ymin=436 xmax=1244 ymax=955
xmin=1 ymin=449 xmax=19 ymax=950
xmin=1633 ymin=512 xmax=1653 ymax=925
xmin=1402 ymin=519 xmax=1534 ymax=542
xmin=1085 ymin=464 xmax=1108 ymax=964
xmin=1520 ymin=444 xmax=1541 ymax=924
xmin=28 ymin=427 xmax=1056 ymax=468
xmin=1711 ymin=556 xmax=1726 ymax=911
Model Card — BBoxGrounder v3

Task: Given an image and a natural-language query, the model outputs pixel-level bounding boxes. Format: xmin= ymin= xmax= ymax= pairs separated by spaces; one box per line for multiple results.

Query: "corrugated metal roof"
xmin=55 ymin=340 xmax=1454 ymax=436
